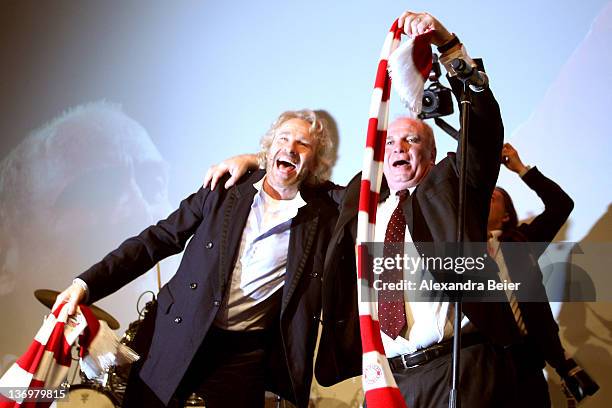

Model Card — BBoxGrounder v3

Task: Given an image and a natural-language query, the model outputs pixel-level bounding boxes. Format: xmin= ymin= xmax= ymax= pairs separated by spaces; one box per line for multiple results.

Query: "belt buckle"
xmin=400 ymin=353 xmax=420 ymax=369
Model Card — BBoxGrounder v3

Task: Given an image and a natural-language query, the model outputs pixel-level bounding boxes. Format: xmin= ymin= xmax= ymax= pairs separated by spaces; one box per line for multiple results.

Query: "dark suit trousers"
xmin=390 ymin=343 xmax=519 ymax=408
xmin=123 ymin=326 xmax=271 ymax=408
xmin=507 ymin=341 xmax=551 ymax=408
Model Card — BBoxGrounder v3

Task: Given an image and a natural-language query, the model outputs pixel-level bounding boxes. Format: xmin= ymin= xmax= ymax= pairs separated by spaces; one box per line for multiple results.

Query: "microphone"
xmin=450 ymin=58 xmax=489 ymax=92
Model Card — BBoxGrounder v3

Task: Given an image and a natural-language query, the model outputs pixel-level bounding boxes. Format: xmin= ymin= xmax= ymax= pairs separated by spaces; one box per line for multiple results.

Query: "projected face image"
xmin=0 ymin=102 xmax=172 ymax=295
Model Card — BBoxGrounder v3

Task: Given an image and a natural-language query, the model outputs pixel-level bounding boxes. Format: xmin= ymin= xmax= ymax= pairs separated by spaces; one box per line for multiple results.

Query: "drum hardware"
xmin=54 ymin=384 xmax=118 ymax=407
xmin=36 ymin=274 xmax=208 ymax=407
xmin=184 ymin=392 xmax=206 ymax=407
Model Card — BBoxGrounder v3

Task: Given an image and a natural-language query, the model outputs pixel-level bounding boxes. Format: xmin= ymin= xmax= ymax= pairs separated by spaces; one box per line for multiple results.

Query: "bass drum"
xmin=55 ymin=384 xmax=118 ymax=407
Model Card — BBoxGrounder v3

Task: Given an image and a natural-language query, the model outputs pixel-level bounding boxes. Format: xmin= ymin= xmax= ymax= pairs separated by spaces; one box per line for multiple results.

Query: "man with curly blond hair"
xmin=53 ymin=109 xmax=339 ymax=408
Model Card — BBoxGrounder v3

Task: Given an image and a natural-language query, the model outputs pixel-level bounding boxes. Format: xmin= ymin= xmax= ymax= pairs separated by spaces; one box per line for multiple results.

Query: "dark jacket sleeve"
xmin=448 ymin=75 xmax=504 ymax=194
xmin=316 ymin=180 xmax=347 ymax=207
xmin=511 ymin=168 xmax=574 ymax=371
xmin=517 ymin=166 xmax=574 ymax=244
xmin=78 ymin=187 xmax=211 ymax=303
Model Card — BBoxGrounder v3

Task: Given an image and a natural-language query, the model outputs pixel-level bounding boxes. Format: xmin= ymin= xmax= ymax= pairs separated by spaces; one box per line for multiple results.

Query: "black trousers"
xmin=512 ymin=369 xmax=550 ymax=408
xmin=390 ymin=342 xmax=519 ymax=408
xmin=122 ymin=326 xmax=271 ymax=408
xmin=508 ymin=341 xmax=551 ymax=408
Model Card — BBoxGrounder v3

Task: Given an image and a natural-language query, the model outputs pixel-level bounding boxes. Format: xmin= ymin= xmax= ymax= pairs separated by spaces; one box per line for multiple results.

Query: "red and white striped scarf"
xmin=0 ymin=303 xmax=125 ymax=407
xmin=357 ymin=20 xmax=432 ymax=408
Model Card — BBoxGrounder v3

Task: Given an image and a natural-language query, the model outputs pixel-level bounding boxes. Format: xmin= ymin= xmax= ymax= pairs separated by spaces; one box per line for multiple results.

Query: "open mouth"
xmin=276 ymin=159 xmax=297 ymax=172
xmin=392 ymin=159 xmax=410 ymax=167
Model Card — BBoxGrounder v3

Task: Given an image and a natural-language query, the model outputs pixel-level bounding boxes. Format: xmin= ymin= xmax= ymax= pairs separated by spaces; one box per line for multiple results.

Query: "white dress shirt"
xmin=213 ymin=177 xmax=306 ymax=331
xmin=376 ymin=189 xmax=473 ymax=358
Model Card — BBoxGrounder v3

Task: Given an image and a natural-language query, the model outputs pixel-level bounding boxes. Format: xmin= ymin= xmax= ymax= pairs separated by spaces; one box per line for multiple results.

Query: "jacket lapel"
xmin=218 ymin=171 xmax=262 ymax=290
xmin=281 ymin=198 xmax=320 ymax=314
xmin=334 ymin=173 xmax=391 ymax=243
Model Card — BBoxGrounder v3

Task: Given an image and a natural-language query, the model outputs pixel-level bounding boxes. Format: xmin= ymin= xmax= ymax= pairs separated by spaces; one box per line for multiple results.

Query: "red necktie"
xmin=379 ymin=190 xmax=408 ymax=339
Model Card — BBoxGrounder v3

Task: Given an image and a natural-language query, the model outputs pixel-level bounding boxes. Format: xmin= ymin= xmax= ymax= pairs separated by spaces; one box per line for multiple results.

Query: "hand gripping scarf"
xmin=357 ymin=20 xmax=433 ymax=407
xmin=0 ymin=303 xmax=137 ymax=407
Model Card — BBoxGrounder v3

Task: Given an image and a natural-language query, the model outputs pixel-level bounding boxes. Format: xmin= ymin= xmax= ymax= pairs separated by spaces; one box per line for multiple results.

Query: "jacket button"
xmin=213 ymin=300 xmax=221 ymax=306
xmin=205 ymin=241 xmax=214 ymax=249
xmin=189 ymin=282 xmax=198 ymax=289
xmin=174 ymin=316 xmax=182 ymax=324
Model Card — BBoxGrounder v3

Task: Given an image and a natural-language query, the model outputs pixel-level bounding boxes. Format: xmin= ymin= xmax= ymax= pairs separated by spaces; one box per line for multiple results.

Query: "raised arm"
xmin=399 ymin=12 xmax=504 ymax=193
xmin=503 ymin=143 xmax=574 ymax=242
xmin=53 ymin=186 xmax=211 ymax=312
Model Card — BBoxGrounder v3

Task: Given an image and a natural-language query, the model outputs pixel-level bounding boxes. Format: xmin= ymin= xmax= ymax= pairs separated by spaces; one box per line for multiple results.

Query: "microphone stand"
xmin=448 ymin=60 xmax=478 ymax=408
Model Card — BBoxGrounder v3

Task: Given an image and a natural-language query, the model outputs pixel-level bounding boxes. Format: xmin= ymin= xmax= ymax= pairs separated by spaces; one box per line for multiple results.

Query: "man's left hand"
xmin=397 ymin=11 xmax=453 ymax=46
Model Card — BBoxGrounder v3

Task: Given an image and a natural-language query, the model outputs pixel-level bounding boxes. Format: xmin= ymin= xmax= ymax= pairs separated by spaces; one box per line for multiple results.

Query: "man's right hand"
xmin=52 ymin=282 xmax=86 ymax=315
xmin=203 ymin=153 xmax=259 ymax=190
xmin=501 ymin=143 xmax=528 ymax=175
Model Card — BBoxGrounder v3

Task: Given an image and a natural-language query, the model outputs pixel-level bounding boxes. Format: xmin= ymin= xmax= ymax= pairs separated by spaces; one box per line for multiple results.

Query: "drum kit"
xmin=34 ymin=289 xmax=206 ymax=408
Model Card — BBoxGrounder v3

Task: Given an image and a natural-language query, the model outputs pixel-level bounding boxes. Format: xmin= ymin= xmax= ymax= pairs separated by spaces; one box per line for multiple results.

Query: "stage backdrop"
xmin=1 ymin=1 xmax=611 ymax=407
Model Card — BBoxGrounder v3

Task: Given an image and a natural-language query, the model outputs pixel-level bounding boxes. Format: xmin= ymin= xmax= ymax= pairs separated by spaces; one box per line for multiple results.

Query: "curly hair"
xmin=259 ymin=109 xmax=335 ymax=185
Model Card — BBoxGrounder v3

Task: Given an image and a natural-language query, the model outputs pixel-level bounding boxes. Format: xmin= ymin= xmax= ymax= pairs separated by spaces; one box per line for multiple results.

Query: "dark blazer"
xmin=316 ymin=77 xmax=522 ymax=386
xmin=79 ymin=169 xmax=338 ymax=408
xmin=500 ymin=166 xmax=574 ymax=373
xmin=504 ymin=166 xmax=574 ymax=245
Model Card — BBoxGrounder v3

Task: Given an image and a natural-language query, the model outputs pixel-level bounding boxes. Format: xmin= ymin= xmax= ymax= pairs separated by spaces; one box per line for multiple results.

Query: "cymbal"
xmin=34 ymin=289 xmax=120 ymax=330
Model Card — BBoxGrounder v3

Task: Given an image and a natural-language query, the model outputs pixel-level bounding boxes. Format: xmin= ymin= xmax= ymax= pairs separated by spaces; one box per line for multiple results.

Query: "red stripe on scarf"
xmin=412 ymin=32 xmax=434 ymax=79
xmin=45 ymin=323 xmax=72 ymax=367
xmin=16 ymin=342 xmax=46 ymax=375
xmin=373 ymin=131 xmax=385 ymax=162
xmin=375 ymin=60 xmax=388 ymax=89
xmin=78 ymin=304 xmax=100 ymax=357
xmin=366 ymin=118 xmax=379 ymax=147
xmin=365 ymin=121 xmax=386 ymax=162
xmin=358 ymin=181 xmax=380 ymax=224
xmin=359 ymin=316 xmax=385 ymax=354
xmin=391 ymin=21 xmax=401 ymax=38
xmin=367 ymin=388 xmax=407 ymax=407
xmin=382 ymin=79 xmax=392 ymax=101
xmin=357 ymin=244 xmax=373 ymax=281
xmin=0 ymin=394 xmax=16 ymax=407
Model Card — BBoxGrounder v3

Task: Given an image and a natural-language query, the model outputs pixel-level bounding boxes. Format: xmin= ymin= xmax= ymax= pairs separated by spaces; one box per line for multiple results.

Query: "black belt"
xmin=387 ymin=332 xmax=487 ymax=371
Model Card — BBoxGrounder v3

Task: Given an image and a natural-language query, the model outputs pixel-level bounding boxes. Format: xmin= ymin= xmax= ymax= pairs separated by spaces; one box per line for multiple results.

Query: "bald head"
xmin=383 ymin=117 xmax=437 ymax=190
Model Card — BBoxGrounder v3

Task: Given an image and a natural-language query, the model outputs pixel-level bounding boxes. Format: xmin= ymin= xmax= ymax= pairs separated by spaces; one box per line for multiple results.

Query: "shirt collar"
xmin=253 ymin=177 xmax=307 ymax=210
xmin=253 ymin=178 xmax=265 ymax=192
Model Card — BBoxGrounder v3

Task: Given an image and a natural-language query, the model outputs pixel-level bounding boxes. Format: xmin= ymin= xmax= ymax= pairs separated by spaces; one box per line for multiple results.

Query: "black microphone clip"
xmin=450 ymin=58 xmax=489 ymax=92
